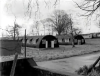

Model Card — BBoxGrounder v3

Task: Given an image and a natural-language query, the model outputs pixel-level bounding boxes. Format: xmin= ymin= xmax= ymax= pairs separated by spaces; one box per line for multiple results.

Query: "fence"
xmin=0 ymin=40 xmax=21 ymax=56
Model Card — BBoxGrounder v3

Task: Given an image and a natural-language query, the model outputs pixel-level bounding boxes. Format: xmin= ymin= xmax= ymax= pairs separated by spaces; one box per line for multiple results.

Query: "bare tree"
xmin=45 ymin=10 xmax=75 ymax=47
xmin=5 ymin=0 xmax=60 ymax=19
xmin=46 ymin=10 xmax=70 ymax=35
xmin=35 ymin=21 xmax=40 ymax=35
xmin=99 ymin=20 xmax=100 ymax=27
xmin=74 ymin=0 xmax=100 ymax=32
xmin=30 ymin=21 xmax=40 ymax=36
xmin=5 ymin=0 xmax=60 ymax=37
xmin=41 ymin=20 xmax=46 ymax=35
xmin=6 ymin=23 xmax=21 ymax=40
xmin=30 ymin=27 xmax=35 ymax=36
xmin=74 ymin=0 xmax=100 ymax=16
xmin=64 ymin=14 xmax=82 ymax=47
xmin=97 ymin=20 xmax=100 ymax=28
xmin=26 ymin=0 xmax=60 ymax=19
xmin=73 ymin=28 xmax=82 ymax=35
xmin=68 ymin=16 xmax=75 ymax=47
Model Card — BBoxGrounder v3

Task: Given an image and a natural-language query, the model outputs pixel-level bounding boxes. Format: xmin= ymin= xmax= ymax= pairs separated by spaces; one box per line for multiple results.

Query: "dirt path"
xmin=37 ymin=52 xmax=100 ymax=73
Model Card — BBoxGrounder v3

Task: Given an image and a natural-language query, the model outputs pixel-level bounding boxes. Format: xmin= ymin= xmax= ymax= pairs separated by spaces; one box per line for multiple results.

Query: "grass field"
xmin=0 ymin=38 xmax=100 ymax=62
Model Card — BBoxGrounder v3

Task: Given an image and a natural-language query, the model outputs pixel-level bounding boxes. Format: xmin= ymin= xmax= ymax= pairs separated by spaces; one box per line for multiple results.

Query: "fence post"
xmin=10 ymin=53 xmax=18 ymax=76
xmin=87 ymin=56 xmax=100 ymax=74
xmin=25 ymin=29 xmax=26 ymax=58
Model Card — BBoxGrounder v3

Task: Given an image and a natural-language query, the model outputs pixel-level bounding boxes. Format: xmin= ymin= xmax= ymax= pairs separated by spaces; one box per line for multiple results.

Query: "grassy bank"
xmin=0 ymin=38 xmax=100 ymax=62
xmin=76 ymin=64 xmax=100 ymax=76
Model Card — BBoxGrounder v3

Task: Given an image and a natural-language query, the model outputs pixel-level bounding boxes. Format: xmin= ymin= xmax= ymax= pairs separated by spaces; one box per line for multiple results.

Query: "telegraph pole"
xmin=70 ymin=14 xmax=75 ymax=47
xmin=25 ymin=29 xmax=26 ymax=58
xmin=13 ymin=18 xmax=16 ymax=40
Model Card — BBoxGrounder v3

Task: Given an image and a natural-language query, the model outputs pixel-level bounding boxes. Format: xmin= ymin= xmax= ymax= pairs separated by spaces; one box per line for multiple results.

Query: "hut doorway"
xmin=51 ymin=40 xmax=54 ymax=48
xmin=35 ymin=35 xmax=59 ymax=48
xmin=45 ymin=40 xmax=55 ymax=48
xmin=48 ymin=41 xmax=51 ymax=48
xmin=45 ymin=41 xmax=48 ymax=48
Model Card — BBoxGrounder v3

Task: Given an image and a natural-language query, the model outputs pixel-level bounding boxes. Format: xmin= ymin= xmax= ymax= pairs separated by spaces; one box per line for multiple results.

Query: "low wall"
xmin=0 ymin=58 xmax=82 ymax=76
xmin=33 ymin=66 xmax=82 ymax=76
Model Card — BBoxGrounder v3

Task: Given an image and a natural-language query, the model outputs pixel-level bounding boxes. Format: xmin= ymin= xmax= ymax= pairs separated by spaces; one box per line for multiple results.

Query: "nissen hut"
xmin=19 ymin=35 xmax=59 ymax=48
xmin=56 ymin=34 xmax=85 ymax=45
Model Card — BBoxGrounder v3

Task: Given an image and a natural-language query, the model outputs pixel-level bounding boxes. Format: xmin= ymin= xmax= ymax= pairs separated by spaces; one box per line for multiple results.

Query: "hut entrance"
xmin=51 ymin=40 xmax=54 ymax=48
xmin=45 ymin=41 xmax=48 ymax=48
xmin=36 ymin=35 xmax=59 ymax=48
xmin=45 ymin=40 xmax=54 ymax=48
xmin=48 ymin=41 xmax=51 ymax=48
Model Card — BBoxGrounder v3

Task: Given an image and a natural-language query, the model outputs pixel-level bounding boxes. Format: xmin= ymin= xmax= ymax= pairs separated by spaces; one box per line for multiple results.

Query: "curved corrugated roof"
xmin=56 ymin=34 xmax=72 ymax=39
xmin=36 ymin=35 xmax=59 ymax=48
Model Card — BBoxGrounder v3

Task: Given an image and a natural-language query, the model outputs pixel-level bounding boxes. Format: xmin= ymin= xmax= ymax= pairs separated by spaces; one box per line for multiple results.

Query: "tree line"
xmin=2 ymin=0 xmax=100 ymax=48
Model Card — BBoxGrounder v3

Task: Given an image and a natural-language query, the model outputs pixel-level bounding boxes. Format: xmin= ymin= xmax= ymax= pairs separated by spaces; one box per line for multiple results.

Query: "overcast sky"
xmin=0 ymin=0 xmax=100 ymax=37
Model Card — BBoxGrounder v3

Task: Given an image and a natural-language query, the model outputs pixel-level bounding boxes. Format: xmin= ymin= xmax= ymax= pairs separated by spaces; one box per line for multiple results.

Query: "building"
xmin=56 ymin=34 xmax=85 ymax=45
xmin=19 ymin=35 xmax=59 ymax=48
